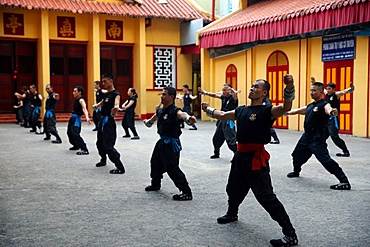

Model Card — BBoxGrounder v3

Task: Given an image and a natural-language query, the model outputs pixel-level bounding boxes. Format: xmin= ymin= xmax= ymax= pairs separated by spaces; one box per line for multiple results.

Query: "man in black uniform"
xmin=143 ymin=86 xmax=196 ymax=201
xmin=29 ymin=84 xmax=43 ymax=134
xmin=67 ymin=86 xmax=91 ymax=155
xmin=286 ymin=82 xmax=351 ymax=190
xmin=201 ymin=75 xmax=298 ymax=247
xmin=325 ymin=82 xmax=354 ymax=157
xmin=92 ymin=81 xmax=103 ymax=131
xmin=14 ymin=86 xmax=32 ymax=128
xmin=198 ymin=84 xmax=239 ymax=159
xmin=43 ymin=84 xmax=62 ymax=144
xmin=176 ymin=84 xmax=197 ymax=130
xmin=93 ymin=74 xmax=125 ymax=174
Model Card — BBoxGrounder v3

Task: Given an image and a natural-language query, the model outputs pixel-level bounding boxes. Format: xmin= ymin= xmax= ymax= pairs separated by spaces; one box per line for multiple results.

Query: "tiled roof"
xmin=201 ymin=0 xmax=368 ymax=35
xmin=0 ymin=0 xmax=211 ymax=21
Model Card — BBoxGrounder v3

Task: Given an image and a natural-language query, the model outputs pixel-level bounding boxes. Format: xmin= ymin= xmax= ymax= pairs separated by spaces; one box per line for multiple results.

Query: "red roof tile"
xmin=201 ymin=0 xmax=368 ymax=35
xmin=0 ymin=0 xmax=211 ymax=21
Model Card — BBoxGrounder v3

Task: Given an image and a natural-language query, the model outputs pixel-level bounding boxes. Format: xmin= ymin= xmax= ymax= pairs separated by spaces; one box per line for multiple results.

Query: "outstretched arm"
xmin=271 ymin=74 xmax=295 ymax=119
xmin=336 ymin=83 xmax=354 ymax=98
xmin=80 ymin=98 xmax=92 ymax=125
xmin=324 ymin=103 xmax=338 ymax=116
xmin=143 ymin=113 xmax=158 ymax=128
xmin=198 ymin=87 xmax=221 ymax=99
xmin=286 ymin=106 xmax=307 ymax=116
xmin=201 ymin=102 xmax=236 ymax=121
xmin=177 ymin=110 xmax=197 ymax=124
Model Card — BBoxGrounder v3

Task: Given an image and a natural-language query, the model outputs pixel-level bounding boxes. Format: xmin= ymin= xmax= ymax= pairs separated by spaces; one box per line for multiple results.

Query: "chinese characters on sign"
xmin=106 ymin=20 xmax=123 ymax=40
xmin=3 ymin=13 xmax=24 ymax=36
xmin=322 ymin=34 xmax=355 ymax=62
xmin=57 ymin=16 xmax=76 ymax=38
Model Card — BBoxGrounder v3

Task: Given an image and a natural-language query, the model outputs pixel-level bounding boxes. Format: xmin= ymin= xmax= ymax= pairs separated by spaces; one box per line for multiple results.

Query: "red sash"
xmin=237 ymin=143 xmax=270 ymax=170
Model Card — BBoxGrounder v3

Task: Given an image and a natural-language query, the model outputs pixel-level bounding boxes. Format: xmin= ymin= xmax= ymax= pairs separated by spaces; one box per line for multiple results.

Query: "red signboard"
xmin=57 ymin=16 xmax=76 ymax=38
xmin=3 ymin=13 xmax=24 ymax=36
xmin=106 ymin=20 xmax=123 ymax=41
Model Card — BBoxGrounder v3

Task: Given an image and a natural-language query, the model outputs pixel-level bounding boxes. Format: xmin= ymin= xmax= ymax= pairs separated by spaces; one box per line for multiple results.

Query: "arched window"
xmin=225 ymin=64 xmax=237 ymax=89
xmin=266 ymin=51 xmax=289 ymax=129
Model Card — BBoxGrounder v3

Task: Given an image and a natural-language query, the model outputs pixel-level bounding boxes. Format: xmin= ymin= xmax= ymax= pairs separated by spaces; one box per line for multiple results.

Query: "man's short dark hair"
xmin=183 ymin=84 xmax=189 ymax=89
xmin=30 ymin=84 xmax=36 ymax=89
xmin=94 ymin=80 xmax=100 ymax=85
xmin=327 ymin=82 xmax=336 ymax=89
xmin=223 ymin=83 xmax=232 ymax=88
xmin=164 ymin=86 xmax=176 ymax=98
xmin=256 ymin=79 xmax=270 ymax=93
xmin=312 ymin=82 xmax=325 ymax=91
xmin=101 ymin=73 xmax=113 ymax=80
xmin=75 ymin=85 xmax=84 ymax=94
xmin=22 ymin=86 xmax=28 ymax=91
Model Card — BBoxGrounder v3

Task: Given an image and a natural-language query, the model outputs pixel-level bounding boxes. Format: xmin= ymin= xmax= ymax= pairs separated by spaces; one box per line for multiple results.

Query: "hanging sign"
xmin=322 ymin=34 xmax=355 ymax=62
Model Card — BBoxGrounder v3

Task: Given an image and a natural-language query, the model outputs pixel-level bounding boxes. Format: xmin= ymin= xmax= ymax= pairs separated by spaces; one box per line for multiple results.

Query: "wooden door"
xmin=0 ymin=41 xmax=37 ymax=113
xmin=324 ymin=60 xmax=354 ymax=134
xmin=50 ymin=43 xmax=87 ymax=112
xmin=100 ymin=45 xmax=133 ymax=103
xmin=267 ymin=51 xmax=289 ymax=129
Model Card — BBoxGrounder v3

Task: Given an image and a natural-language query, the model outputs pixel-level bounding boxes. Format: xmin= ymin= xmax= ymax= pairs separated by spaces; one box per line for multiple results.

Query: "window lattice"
xmin=154 ymin=47 xmax=176 ymax=89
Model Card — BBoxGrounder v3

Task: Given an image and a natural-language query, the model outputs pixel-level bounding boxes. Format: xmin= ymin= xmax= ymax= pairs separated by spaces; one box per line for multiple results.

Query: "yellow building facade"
xmin=0 ymin=0 xmax=208 ymax=119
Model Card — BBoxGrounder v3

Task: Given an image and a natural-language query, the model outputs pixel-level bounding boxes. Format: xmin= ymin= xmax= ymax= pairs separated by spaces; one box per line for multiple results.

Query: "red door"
xmin=100 ymin=45 xmax=133 ymax=103
xmin=324 ymin=60 xmax=354 ymax=134
xmin=0 ymin=41 xmax=37 ymax=113
xmin=50 ymin=43 xmax=87 ymax=112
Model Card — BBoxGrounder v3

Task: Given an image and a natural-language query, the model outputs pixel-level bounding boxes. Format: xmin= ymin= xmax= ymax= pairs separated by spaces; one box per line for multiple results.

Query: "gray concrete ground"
xmin=0 ymin=121 xmax=369 ymax=247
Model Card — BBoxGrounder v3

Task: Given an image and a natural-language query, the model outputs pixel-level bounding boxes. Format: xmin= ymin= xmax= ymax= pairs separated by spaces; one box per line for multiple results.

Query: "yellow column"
xmin=133 ymin=18 xmax=147 ymax=119
xmin=87 ymin=14 xmax=100 ymax=115
xmin=38 ymin=10 xmax=50 ymax=116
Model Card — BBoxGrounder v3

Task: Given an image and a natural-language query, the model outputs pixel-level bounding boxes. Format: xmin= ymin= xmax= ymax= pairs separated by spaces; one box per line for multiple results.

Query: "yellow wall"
xmin=146 ymin=19 xmax=180 ymax=45
xmin=200 ymin=36 xmax=370 ymax=138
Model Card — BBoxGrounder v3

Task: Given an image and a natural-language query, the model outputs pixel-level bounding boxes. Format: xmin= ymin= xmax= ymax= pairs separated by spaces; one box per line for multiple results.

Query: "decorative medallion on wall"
xmin=3 ymin=13 xmax=24 ymax=36
xmin=57 ymin=16 xmax=76 ymax=38
xmin=154 ymin=47 xmax=176 ymax=89
xmin=106 ymin=20 xmax=123 ymax=40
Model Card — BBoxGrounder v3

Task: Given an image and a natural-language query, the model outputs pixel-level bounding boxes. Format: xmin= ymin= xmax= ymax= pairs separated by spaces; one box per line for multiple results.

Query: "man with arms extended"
xmin=143 ymin=86 xmax=196 ymax=201
xmin=286 ymin=81 xmax=351 ymax=190
xmin=202 ymin=75 xmax=298 ymax=247
xmin=93 ymin=74 xmax=125 ymax=174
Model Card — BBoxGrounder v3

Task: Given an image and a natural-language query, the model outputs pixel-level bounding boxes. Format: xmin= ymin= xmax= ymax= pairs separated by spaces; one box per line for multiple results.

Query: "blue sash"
xmin=71 ymin=114 xmax=82 ymax=127
xmin=329 ymin=116 xmax=339 ymax=129
xmin=95 ymin=108 xmax=101 ymax=113
xmin=45 ymin=110 xmax=54 ymax=118
xmin=160 ymin=136 xmax=182 ymax=153
xmin=34 ymin=106 xmax=40 ymax=115
xmin=227 ymin=120 xmax=235 ymax=129
xmin=101 ymin=116 xmax=113 ymax=132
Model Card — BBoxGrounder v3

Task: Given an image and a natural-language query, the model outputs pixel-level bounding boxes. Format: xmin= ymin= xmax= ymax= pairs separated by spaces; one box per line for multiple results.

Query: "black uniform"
xmin=212 ymin=95 xmax=238 ymax=157
xmin=121 ymin=95 xmax=139 ymax=137
xmin=22 ymin=91 xmax=32 ymax=128
xmin=325 ymin=93 xmax=349 ymax=154
xmin=93 ymin=89 xmax=103 ymax=129
xmin=96 ymin=90 xmax=125 ymax=171
xmin=67 ymin=97 xmax=88 ymax=152
xmin=262 ymin=97 xmax=280 ymax=143
xmin=43 ymin=92 xmax=61 ymax=142
xmin=148 ymin=104 xmax=191 ymax=193
xmin=290 ymin=99 xmax=349 ymax=183
xmin=224 ymin=104 xmax=296 ymax=238
xmin=31 ymin=92 xmax=42 ymax=131
xmin=179 ymin=93 xmax=197 ymax=129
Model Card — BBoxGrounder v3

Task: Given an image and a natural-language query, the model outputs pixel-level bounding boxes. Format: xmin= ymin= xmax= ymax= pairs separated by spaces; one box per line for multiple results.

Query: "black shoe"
xmin=336 ymin=152 xmax=350 ymax=157
xmin=270 ymin=140 xmax=280 ymax=144
xmin=330 ymin=182 xmax=351 ymax=190
xmin=109 ymin=168 xmax=125 ymax=174
xmin=287 ymin=172 xmax=299 ymax=178
xmin=51 ymin=139 xmax=62 ymax=144
xmin=76 ymin=150 xmax=89 ymax=155
xmin=44 ymin=136 xmax=51 ymax=141
xmin=131 ymin=136 xmax=140 ymax=140
xmin=217 ymin=214 xmax=238 ymax=224
xmin=145 ymin=185 xmax=161 ymax=191
xmin=69 ymin=146 xmax=79 ymax=150
xmin=189 ymin=127 xmax=197 ymax=130
xmin=270 ymin=235 xmax=298 ymax=247
xmin=172 ymin=192 xmax=192 ymax=201
xmin=122 ymin=135 xmax=131 ymax=138
xmin=92 ymin=128 xmax=98 ymax=131
xmin=96 ymin=161 xmax=106 ymax=167
xmin=210 ymin=154 xmax=220 ymax=159
xmin=30 ymin=129 xmax=36 ymax=132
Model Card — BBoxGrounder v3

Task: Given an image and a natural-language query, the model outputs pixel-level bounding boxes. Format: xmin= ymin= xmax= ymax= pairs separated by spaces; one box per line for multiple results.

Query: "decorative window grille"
xmin=154 ymin=47 xmax=176 ymax=89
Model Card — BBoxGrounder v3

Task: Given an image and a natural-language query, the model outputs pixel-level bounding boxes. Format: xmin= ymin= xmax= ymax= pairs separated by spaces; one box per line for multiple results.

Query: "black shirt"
xmin=235 ymin=105 xmax=273 ymax=144
xmin=96 ymin=89 xmax=104 ymax=104
xmin=183 ymin=93 xmax=192 ymax=107
xmin=32 ymin=93 xmax=42 ymax=107
xmin=125 ymin=95 xmax=137 ymax=115
xmin=221 ymin=95 xmax=238 ymax=111
xmin=72 ymin=97 xmax=84 ymax=116
xmin=23 ymin=92 xmax=31 ymax=107
xmin=156 ymin=104 xmax=182 ymax=138
xmin=304 ymin=99 xmax=328 ymax=132
xmin=326 ymin=93 xmax=340 ymax=112
xmin=101 ymin=90 xmax=120 ymax=116
xmin=45 ymin=92 xmax=58 ymax=110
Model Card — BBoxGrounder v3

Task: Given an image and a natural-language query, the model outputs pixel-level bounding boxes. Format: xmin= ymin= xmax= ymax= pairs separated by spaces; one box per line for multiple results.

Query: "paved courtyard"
xmin=1 ymin=121 xmax=369 ymax=246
